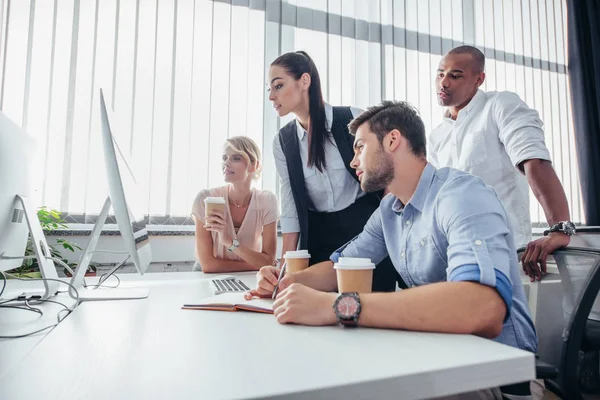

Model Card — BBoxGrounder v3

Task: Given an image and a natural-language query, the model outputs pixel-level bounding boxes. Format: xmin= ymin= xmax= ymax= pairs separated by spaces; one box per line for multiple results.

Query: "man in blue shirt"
xmin=247 ymin=101 xmax=537 ymax=377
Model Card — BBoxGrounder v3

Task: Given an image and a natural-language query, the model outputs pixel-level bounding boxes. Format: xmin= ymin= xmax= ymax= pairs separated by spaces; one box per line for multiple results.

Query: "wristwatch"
xmin=227 ymin=239 xmax=240 ymax=252
xmin=333 ymin=292 xmax=361 ymax=327
xmin=548 ymin=221 xmax=576 ymax=236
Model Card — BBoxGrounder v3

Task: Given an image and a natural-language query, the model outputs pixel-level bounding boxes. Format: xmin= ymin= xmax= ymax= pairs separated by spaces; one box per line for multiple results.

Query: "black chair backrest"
xmin=519 ymin=246 xmax=600 ymax=398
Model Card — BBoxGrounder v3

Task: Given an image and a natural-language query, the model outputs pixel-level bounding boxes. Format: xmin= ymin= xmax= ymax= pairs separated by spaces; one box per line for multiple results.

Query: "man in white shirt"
xmin=428 ymin=45 xmax=574 ymax=281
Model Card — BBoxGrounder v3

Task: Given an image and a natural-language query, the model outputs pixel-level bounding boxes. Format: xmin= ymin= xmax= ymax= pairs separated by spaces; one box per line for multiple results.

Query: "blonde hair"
xmin=224 ymin=136 xmax=262 ymax=179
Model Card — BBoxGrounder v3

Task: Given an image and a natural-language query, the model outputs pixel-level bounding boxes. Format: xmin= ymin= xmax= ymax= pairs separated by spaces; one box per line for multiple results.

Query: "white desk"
xmin=0 ymin=284 xmax=79 ymax=380
xmin=0 ymin=272 xmax=212 ymax=380
xmin=0 ymin=272 xmax=535 ymax=400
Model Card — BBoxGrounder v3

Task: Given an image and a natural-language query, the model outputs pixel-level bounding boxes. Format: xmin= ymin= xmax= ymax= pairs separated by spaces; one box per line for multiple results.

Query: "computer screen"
xmin=0 ymin=110 xmax=60 ymax=300
xmin=100 ymin=89 xmax=151 ymax=271
xmin=0 ymin=111 xmax=35 ymax=272
xmin=69 ymin=89 xmax=151 ymax=300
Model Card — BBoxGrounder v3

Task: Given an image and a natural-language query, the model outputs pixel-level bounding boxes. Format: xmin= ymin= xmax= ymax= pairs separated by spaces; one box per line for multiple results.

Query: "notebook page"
xmin=182 ymin=292 xmax=246 ymax=308
xmin=239 ymin=298 xmax=274 ymax=312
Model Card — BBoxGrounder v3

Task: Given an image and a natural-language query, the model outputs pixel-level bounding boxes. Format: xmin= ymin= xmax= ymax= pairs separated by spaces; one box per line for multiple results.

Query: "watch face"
xmin=337 ymin=296 xmax=358 ymax=318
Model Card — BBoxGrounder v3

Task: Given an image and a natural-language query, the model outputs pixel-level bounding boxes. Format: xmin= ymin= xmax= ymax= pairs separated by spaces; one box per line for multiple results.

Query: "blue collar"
xmin=391 ymin=163 xmax=436 ymax=214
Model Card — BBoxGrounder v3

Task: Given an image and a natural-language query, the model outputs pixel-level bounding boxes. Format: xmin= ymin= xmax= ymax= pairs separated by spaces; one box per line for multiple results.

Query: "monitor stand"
xmin=0 ymin=195 xmax=61 ymax=301
xmin=68 ymin=197 xmax=148 ymax=301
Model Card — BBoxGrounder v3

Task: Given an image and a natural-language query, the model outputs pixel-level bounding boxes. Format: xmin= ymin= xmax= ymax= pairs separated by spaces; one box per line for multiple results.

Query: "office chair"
xmin=519 ymin=246 xmax=600 ymax=399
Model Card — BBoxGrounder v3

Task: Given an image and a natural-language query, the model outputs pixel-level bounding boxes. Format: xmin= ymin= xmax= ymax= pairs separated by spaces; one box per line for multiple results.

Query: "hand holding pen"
xmin=244 ymin=262 xmax=289 ymax=300
xmin=272 ymin=262 xmax=287 ymax=299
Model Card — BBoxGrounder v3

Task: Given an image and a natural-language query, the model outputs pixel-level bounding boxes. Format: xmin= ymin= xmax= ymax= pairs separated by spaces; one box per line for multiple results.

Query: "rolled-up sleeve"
xmin=436 ymin=175 xmax=514 ymax=315
xmin=273 ymin=133 xmax=300 ymax=233
xmin=493 ymin=91 xmax=551 ymax=170
xmin=330 ymin=207 xmax=389 ymax=265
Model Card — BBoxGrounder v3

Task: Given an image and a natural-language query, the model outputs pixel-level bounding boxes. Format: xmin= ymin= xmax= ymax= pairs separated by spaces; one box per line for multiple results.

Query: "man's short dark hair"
xmin=447 ymin=45 xmax=485 ymax=73
xmin=348 ymin=100 xmax=426 ymax=158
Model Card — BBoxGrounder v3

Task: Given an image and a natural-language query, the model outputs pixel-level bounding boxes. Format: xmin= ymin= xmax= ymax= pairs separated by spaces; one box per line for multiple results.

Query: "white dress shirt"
xmin=427 ymin=90 xmax=551 ymax=247
xmin=273 ymin=103 xmax=363 ymax=234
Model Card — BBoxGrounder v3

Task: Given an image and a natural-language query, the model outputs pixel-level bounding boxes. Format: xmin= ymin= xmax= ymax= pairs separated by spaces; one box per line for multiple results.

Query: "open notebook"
xmin=182 ymin=293 xmax=274 ymax=314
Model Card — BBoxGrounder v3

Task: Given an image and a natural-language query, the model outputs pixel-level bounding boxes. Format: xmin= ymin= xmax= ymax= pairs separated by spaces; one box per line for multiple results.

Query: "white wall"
xmin=47 ymin=230 xmax=283 ymax=266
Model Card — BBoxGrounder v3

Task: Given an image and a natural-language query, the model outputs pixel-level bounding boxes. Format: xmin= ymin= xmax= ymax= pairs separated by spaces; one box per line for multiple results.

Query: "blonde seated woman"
xmin=192 ymin=136 xmax=279 ymax=273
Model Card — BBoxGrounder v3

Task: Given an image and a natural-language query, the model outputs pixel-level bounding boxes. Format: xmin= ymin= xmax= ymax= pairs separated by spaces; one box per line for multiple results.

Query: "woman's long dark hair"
xmin=271 ymin=51 xmax=328 ymax=172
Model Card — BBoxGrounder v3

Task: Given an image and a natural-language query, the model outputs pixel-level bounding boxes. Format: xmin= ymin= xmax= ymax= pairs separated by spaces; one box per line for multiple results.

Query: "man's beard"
xmin=361 ymin=150 xmax=394 ymax=193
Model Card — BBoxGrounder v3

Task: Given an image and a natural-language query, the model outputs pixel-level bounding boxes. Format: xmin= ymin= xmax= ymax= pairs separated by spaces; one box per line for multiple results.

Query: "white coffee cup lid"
xmin=204 ymin=197 xmax=225 ymax=204
xmin=284 ymin=250 xmax=311 ymax=259
xmin=334 ymin=257 xmax=375 ymax=270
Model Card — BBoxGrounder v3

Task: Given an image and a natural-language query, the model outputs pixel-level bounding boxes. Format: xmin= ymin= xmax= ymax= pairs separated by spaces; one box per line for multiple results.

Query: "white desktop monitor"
xmin=0 ymin=112 xmax=32 ymax=272
xmin=69 ymin=89 xmax=151 ymax=300
xmin=100 ymin=88 xmax=151 ymax=274
xmin=0 ymin=110 xmax=60 ymax=299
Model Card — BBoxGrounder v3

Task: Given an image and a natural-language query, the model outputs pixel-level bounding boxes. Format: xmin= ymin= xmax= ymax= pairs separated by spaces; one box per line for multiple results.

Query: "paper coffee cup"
xmin=334 ymin=257 xmax=375 ymax=293
xmin=204 ymin=197 xmax=226 ymax=218
xmin=284 ymin=250 xmax=311 ymax=273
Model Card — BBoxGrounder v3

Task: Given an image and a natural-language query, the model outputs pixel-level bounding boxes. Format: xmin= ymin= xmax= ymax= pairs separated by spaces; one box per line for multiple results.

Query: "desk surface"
xmin=0 ymin=282 xmax=79 ymax=379
xmin=0 ymin=272 xmax=535 ymax=400
xmin=0 ymin=271 xmax=212 ymax=379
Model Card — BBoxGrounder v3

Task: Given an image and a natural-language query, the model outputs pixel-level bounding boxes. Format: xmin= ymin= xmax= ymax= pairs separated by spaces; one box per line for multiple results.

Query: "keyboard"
xmin=211 ymin=278 xmax=251 ymax=294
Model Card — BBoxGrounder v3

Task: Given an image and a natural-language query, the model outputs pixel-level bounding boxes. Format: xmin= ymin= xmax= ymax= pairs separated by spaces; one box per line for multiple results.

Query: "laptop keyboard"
xmin=211 ymin=278 xmax=251 ymax=293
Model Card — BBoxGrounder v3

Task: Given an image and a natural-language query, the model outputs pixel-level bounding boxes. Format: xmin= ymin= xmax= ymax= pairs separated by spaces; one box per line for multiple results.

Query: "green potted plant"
xmin=8 ymin=207 xmax=96 ymax=278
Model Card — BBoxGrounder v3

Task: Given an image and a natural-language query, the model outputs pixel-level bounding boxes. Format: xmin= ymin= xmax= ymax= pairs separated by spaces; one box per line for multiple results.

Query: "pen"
xmin=272 ymin=262 xmax=287 ymax=299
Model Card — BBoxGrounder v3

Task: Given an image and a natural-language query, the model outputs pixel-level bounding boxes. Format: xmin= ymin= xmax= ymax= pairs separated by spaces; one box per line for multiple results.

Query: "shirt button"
xmin=474 ymin=240 xmax=483 ymax=246
xmin=400 ymin=251 xmax=405 ymax=259
xmin=420 ymin=240 xmax=425 ymax=246
xmin=405 ymin=220 xmax=411 ymax=226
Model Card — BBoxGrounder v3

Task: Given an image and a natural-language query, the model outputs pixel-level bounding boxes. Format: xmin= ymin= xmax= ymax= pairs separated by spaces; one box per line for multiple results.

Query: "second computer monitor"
xmin=99 ymin=89 xmax=151 ymax=274
xmin=69 ymin=89 xmax=151 ymax=300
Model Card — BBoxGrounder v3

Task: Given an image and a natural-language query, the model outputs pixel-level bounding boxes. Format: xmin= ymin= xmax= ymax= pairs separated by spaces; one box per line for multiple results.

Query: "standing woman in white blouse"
xmin=268 ymin=51 xmax=404 ymax=291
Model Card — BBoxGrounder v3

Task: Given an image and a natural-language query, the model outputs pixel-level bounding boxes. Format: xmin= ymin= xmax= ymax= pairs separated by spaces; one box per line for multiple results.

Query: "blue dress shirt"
xmin=331 ymin=163 xmax=537 ymax=353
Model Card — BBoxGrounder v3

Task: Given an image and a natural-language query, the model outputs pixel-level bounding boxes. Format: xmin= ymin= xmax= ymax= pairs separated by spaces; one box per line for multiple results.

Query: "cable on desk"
xmin=0 ymin=269 xmax=6 ymax=298
xmin=0 ymin=304 xmax=43 ymax=315
xmin=92 ymin=255 xmax=130 ymax=289
xmin=97 ymin=273 xmax=121 ymax=288
xmin=30 ymin=298 xmax=69 ymax=310
xmin=0 ymin=255 xmax=80 ymax=303
xmin=0 ymin=297 xmax=21 ymax=305
xmin=2 ymin=272 xmax=80 ymax=307
xmin=0 ymin=323 xmax=58 ymax=339
xmin=0 ymin=270 xmax=81 ymax=339
xmin=28 ymin=298 xmax=71 ymax=322
xmin=50 ymin=253 xmax=123 ymax=289
xmin=24 ymin=299 xmax=44 ymax=315
xmin=2 ymin=252 xmax=126 ymax=291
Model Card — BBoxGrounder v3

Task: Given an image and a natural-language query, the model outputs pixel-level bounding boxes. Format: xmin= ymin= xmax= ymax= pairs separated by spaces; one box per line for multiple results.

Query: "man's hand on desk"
xmin=244 ymin=265 xmax=295 ymax=299
xmin=273 ymin=283 xmax=337 ymax=326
